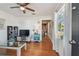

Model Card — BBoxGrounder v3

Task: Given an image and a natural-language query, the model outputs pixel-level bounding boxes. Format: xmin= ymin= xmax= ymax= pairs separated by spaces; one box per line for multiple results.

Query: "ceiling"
xmin=0 ymin=3 xmax=63 ymax=17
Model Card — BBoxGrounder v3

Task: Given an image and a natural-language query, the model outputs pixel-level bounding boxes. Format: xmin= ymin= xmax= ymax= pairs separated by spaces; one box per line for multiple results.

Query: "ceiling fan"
xmin=10 ymin=3 xmax=35 ymax=14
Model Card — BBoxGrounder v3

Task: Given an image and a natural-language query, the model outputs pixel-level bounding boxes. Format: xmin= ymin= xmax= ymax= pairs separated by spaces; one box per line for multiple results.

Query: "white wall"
xmin=17 ymin=15 xmax=53 ymax=41
xmin=48 ymin=21 xmax=53 ymax=40
xmin=0 ymin=8 xmax=53 ymax=44
xmin=53 ymin=12 xmax=58 ymax=51
xmin=17 ymin=16 xmax=53 ymax=29
xmin=0 ymin=10 xmax=20 ymax=45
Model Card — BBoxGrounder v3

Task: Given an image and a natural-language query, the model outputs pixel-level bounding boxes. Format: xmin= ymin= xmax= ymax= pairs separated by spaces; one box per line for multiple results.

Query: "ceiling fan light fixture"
xmin=10 ymin=3 xmax=35 ymax=14
xmin=20 ymin=6 xmax=25 ymax=10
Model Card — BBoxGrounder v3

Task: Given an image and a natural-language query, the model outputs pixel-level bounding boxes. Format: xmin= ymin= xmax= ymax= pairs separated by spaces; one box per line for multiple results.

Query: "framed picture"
xmin=0 ymin=18 xmax=5 ymax=29
xmin=57 ymin=6 xmax=64 ymax=40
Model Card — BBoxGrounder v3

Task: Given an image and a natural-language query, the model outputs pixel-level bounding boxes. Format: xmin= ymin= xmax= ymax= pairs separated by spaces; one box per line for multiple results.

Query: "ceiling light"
xmin=20 ymin=6 xmax=25 ymax=10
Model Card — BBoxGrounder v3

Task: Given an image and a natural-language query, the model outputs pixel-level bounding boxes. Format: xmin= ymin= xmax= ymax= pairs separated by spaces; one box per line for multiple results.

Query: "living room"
xmin=0 ymin=1 xmax=78 ymax=59
xmin=0 ymin=3 xmax=64 ymax=56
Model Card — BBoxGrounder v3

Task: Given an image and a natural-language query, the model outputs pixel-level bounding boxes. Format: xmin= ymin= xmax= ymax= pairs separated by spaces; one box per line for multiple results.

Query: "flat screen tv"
xmin=19 ymin=30 xmax=30 ymax=37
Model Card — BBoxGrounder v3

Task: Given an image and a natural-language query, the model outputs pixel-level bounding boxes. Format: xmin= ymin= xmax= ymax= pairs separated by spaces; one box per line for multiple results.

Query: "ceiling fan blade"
xmin=23 ymin=10 xmax=26 ymax=14
xmin=25 ymin=7 xmax=35 ymax=12
xmin=17 ymin=3 xmax=29 ymax=6
xmin=10 ymin=6 xmax=19 ymax=8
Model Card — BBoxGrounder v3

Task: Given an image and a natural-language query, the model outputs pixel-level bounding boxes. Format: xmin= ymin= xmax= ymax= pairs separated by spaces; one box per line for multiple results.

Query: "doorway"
xmin=42 ymin=22 xmax=48 ymax=38
xmin=42 ymin=20 xmax=52 ymax=39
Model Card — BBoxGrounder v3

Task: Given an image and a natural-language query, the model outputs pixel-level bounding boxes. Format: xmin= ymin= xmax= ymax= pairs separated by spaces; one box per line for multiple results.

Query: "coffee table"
xmin=0 ymin=42 xmax=26 ymax=56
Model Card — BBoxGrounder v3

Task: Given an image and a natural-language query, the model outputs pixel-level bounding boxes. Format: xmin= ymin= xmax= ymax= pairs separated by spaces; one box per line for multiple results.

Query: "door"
xmin=71 ymin=3 xmax=79 ymax=56
xmin=42 ymin=21 xmax=48 ymax=38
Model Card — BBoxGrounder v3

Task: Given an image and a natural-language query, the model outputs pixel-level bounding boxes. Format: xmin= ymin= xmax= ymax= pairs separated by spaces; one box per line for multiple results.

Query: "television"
xmin=19 ymin=30 xmax=30 ymax=37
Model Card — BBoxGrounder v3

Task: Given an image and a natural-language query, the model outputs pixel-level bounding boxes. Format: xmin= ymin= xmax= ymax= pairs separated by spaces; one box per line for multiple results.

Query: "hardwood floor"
xmin=2 ymin=35 xmax=59 ymax=56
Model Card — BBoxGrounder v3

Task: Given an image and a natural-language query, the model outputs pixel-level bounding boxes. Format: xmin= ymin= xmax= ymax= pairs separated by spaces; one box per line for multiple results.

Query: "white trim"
xmin=63 ymin=3 xmax=72 ymax=56
xmin=70 ymin=3 xmax=72 ymax=56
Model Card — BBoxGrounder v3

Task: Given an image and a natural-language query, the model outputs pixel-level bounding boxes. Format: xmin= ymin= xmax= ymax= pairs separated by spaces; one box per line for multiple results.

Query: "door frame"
xmin=64 ymin=3 xmax=72 ymax=56
xmin=42 ymin=20 xmax=52 ymax=38
xmin=70 ymin=3 xmax=72 ymax=56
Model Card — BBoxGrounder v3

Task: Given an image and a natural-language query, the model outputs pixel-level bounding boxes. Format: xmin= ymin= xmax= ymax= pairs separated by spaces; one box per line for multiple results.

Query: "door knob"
xmin=69 ymin=40 xmax=76 ymax=44
xmin=72 ymin=6 xmax=77 ymax=10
